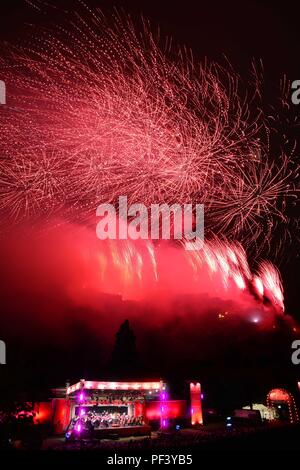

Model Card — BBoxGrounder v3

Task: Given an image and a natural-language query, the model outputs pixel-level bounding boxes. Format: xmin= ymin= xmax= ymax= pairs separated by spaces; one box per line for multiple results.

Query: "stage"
xmin=93 ymin=425 xmax=151 ymax=439
xmin=66 ymin=425 xmax=152 ymax=441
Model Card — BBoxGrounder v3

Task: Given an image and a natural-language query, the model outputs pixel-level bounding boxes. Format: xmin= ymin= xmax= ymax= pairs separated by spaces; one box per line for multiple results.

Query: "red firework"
xmin=0 ymin=5 xmax=298 ymax=261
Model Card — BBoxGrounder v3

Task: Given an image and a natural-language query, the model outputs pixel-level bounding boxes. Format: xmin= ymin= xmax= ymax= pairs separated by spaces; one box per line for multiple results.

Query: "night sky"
xmin=1 ymin=0 xmax=299 ymax=309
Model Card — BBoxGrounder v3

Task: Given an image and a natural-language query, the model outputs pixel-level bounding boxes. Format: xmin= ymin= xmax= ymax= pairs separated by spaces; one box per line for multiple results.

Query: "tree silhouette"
xmin=110 ymin=319 xmax=140 ymax=378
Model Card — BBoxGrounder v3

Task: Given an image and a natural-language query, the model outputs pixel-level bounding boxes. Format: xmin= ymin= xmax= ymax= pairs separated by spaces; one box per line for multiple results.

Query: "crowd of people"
xmin=60 ymin=423 xmax=283 ymax=451
xmin=89 ymin=393 xmax=145 ymax=405
xmin=0 ymin=411 xmax=47 ymax=450
xmin=72 ymin=410 xmax=145 ymax=430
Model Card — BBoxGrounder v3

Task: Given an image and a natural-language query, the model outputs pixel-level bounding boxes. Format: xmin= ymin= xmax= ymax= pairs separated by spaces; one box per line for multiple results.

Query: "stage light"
xmin=190 ymin=382 xmax=203 ymax=425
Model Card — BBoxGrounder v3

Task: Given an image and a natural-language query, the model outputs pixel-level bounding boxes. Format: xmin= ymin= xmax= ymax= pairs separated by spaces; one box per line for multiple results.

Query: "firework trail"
xmin=0 ymin=220 xmax=285 ymax=321
xmin=96 ymin=236 xmax=285 ymax=316
xmin=0 ymin=5 xmax=298 ymax=254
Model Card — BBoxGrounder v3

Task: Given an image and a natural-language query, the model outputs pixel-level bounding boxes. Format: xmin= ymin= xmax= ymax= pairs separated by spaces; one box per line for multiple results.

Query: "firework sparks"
xmin=0 ymin=6 xmax=298 ymax=260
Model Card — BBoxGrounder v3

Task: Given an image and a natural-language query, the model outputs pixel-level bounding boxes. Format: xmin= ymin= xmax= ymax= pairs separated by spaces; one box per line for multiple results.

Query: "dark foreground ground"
xmin=1 ymin=423 xmax=300 ymax=466
xmin=49 ymin=423 xmax=300 ymax=451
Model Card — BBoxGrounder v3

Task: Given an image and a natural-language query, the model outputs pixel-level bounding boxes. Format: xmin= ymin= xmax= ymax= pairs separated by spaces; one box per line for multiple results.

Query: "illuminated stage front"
xmin=34 ymin=379 xmax=203 ymax=436
xmin=65 ymin=379 xmax=165 ymax=438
